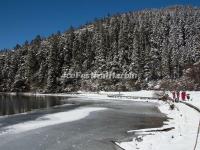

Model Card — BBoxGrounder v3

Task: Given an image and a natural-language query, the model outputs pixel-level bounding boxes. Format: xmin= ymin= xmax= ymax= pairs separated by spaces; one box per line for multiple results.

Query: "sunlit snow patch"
xmin=0 ymin=107 xmax=106 ymax=135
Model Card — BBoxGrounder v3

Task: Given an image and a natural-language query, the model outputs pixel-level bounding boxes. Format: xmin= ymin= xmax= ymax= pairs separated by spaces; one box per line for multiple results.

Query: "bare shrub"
xmin=153 ymin=91 xmax=166 ymax=98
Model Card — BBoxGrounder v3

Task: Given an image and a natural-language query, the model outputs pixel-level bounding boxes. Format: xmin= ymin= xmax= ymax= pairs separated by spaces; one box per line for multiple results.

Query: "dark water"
xmin=0 ymin=94 xmax=68 ymax=116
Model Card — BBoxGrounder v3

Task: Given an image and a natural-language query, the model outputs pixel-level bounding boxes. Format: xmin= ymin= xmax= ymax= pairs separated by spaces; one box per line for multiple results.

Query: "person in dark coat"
xmin=176 ymin=91 xmax=180 ymax=101
xmin=172 ymin=91 xmax=176 ymax=102
xmin=187 ymin=94 xmax=190 ymax=101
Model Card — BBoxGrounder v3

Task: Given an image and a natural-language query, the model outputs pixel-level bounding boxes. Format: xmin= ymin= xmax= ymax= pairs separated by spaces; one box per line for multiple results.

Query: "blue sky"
xmin=0 ymin=0 xmax=200 ymax=50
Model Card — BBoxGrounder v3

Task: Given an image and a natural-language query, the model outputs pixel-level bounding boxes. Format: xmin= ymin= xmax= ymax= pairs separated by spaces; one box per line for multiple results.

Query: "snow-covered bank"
xmin=0 ymin=107 xmax=106 ymax=135
xmin=116 ymin=102 xmax=200 ymax=150
xmin=111 ymin=91 xmax=200 ymax=150
xmin=2 ymin=90 xmax=155 ymax=99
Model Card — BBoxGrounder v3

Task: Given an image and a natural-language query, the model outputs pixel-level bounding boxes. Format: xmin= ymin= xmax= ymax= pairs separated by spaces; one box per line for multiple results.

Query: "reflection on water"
xmin=0 ymin=94 xmax=67 ymax=116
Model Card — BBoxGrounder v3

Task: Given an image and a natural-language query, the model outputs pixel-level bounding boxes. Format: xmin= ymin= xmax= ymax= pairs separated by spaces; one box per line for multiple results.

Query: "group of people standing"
xmin=171 ymin=91 xmax=190 ymax=102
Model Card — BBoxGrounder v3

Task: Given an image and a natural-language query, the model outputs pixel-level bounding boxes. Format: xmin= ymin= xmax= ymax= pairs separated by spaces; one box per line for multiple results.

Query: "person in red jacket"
xmin=181 ymin=91 xmax=186 ymax=101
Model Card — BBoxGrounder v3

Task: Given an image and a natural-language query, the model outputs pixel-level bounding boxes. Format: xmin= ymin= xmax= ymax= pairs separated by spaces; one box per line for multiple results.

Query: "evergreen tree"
xmin=47 ymin=34 xmax=60 ymax=92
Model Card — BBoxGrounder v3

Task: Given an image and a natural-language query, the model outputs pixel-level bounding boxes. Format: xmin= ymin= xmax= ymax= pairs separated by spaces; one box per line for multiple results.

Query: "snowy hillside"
xmin=1 ymin=6 xmax=200 ymax=92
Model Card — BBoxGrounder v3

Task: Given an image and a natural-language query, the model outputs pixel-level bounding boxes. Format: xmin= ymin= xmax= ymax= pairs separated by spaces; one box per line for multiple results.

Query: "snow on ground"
xmin=111 ymin=91 xmax=200 ymax=150
xmin=116 ymin=101 xmax=200 ymax=150
xmin=99 ymin=90 xmax=155 ymax=97
xmin=0 ymin=107 xmax=106 ymax=135
xmin=10 ymin=90 xmax=156 ymax=100
xmin=186 ymin=91 xmax=200 ymax=110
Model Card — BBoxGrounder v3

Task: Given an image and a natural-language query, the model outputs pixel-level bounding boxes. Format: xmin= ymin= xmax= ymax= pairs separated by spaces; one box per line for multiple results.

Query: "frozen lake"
xmin=0 ymin=95 xmax=167 ymax=150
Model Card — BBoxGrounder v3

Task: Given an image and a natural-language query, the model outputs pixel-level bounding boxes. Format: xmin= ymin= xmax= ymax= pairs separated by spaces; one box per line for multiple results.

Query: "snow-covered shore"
xmin=116 ymin=99 xmax=200 ymax=150
xmin=89 ymin=91 xmax=200 ymax=150
xmin=56 ymin=90 xmax=200 ymax=150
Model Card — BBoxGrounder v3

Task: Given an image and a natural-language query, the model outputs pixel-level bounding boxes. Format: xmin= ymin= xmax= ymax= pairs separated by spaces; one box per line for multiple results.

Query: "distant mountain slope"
xmin=0 ymin=6 xmax=200 ymax=92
